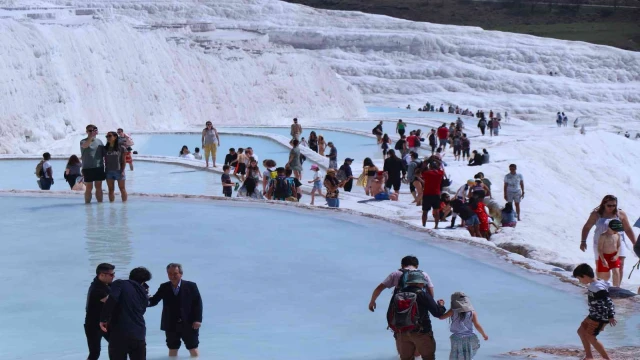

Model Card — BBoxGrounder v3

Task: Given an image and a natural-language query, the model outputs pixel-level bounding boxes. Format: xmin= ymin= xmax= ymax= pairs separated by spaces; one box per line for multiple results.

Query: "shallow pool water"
xmin=219 ymin=127 xmax=386 ymax=162
xmin=0 ymin=159 xmax=225 ymax=195
xmin=1 ymin=195 xmax=637 ymax=360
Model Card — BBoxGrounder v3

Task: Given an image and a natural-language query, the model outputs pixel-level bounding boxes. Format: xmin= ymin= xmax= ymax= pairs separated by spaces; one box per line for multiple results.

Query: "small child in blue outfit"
xmin=438 ymin=292 xmax=488 ymax=360
xmin=307 ymin=164 xmax=324 ymax=205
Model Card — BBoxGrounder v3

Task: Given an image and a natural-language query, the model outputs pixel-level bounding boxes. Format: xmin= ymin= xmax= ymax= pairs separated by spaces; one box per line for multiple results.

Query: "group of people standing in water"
xmin=36 ymin=125 xmax=135 ymax=203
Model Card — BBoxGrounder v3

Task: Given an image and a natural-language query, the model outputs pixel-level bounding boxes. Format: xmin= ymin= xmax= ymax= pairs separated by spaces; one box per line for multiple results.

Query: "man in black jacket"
xmin=85 ymin=263 xmax=115 ymax=360
xmin=149 ymin=263 xmax=203 ymax=357
xmin=383 ymin=150 xmax=406 ymax=200
xmin=391 ymin=271 xmax=446 ymax=360
xmin=100 ymin=267 xmax=152 ymax=360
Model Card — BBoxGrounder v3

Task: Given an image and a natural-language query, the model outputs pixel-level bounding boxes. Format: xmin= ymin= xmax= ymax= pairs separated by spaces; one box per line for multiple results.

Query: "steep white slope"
xmin=434 ymin=125 xmax=640 ymax=287
xmin=0 ymin=13 xmax=365 ymax=154
xmin=42 ymin=0 xmax=640 ymax=126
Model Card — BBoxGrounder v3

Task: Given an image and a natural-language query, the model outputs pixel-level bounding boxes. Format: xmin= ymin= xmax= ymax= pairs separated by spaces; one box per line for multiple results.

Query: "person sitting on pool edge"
xmin=370 ymin=171 xmax=398 ymax=201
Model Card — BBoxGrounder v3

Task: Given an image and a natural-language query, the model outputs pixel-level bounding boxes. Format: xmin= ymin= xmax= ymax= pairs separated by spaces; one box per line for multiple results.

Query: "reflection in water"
xmin=85 ymin=204 xmax=133 ymax=274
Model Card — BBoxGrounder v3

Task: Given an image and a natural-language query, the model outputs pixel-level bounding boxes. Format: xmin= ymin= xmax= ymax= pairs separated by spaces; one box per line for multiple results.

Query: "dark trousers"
xmin=85 ymin=324 xmax=110 ymax=360
xmin=108 ymin=334 xmax=146 ymax=360
xmin=344 ymin=179 xmax=353 ymax=192
xmin=40 ymin=177 xmax=52 ymax=190
xmin=479 ymin=127 xmax=486 ymax=135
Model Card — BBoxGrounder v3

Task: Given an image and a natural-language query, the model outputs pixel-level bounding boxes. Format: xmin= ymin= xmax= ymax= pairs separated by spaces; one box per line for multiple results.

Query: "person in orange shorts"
xmin=596 ymin=219 xmax=622 ymax=286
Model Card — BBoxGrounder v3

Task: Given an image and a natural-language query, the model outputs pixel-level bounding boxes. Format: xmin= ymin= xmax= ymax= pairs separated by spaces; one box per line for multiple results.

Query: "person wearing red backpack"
xmin=388 ymin=271 xmax=446 ymax=360
xmin=368 ymin=256 xmax=438 ymax=360
xmin=368 ymin=256 xmax=435 ymax=312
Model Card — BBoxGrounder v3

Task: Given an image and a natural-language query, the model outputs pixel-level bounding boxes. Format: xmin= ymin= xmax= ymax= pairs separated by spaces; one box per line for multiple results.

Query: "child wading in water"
xmin=597 ymin=219 xmax=622 ymax=286
xmin=308 ymin=164 xmax=324 ymax=205
xmin=438 ymin=292 xmax=488 ymax=360
xmin=573 ymin=263 xmax=616 ymax=360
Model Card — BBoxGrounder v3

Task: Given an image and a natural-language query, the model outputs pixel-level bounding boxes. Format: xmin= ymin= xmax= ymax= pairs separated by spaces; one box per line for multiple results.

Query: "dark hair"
xmin=195 ymin=147 xmax=200 ymax=152
xmin=572 ymin=263 xmax=594 ymax=279
xmin=309 ymin=131 xmax=317 ymax=140
xmin=117 ymin=128 xmax=124 ymax=132
xmin=285 ymin=168 xmax=293 ymax=176
xmin=223 ymin=165 xmax=230 ymax=171
xmin=105 ymin=132 xmax=120 ymax=151
xmin=86 ymin=124 xmax=96 ymax=130
xmin=229 ymin=148 xmax=235 ymax=152
xmin=503 ymin=202 xmax=513 ymax=213
xmin=597 ymin=195 xmax=618 ymax=216
xmin=292 ymin=139 xmax=299 ymax=147
xmin=509 ymin=163 xmax=517 ymax=169
xmin=66 ymin=154 xmax=80 ymax=168
xmin=180 ymin=145 xmax=188 ymax=156
xmin=129 ymin=267 xmax=152 ymax=283
xmin=237 ymin=148 xmax=244 ymax=154
xmin=483 ymin=149 xmax=488 ymax=154
xmin=382 ymin=133 xmax=389 ymax=143
xmin=387 ymin=149 xmax=396 ymax=158
xmin=293 ymin=117 xmax=298 ymax=122
xmin=401 ymin=256 xmax=419 ymax=267
xmin=265 ymin=159 xmax=277 ymax=168
xmin=276 ymin=167 xmax=286 ymax=174
xmin=95 ymin=263 xmax=115 ymax=275
xmin=43 ymin=152 xmax=51 ymax=160
xmin=363 ymin=157 xmax=374 ymax=168
xmin=410 ymin=152 xmax=419 ymax=159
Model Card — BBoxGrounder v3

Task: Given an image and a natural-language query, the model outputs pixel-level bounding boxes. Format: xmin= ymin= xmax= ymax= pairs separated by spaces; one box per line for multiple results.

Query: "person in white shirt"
xmin=193 ymin=147 xmax=203 ymax=160
xmin=179 ymin=146 xmax=195 ymax=160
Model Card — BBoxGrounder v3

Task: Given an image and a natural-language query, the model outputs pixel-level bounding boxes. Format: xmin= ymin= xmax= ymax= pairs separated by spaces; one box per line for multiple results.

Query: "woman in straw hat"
xmin=324 ymin=168 xmax=347 ymax=208
xmin=437 ymin=292 xmax=488 ymax=360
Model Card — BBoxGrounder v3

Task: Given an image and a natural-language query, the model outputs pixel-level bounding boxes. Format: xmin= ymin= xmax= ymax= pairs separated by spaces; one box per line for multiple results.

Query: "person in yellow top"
xmin=201 ymin=121 xmax=220 ymax=168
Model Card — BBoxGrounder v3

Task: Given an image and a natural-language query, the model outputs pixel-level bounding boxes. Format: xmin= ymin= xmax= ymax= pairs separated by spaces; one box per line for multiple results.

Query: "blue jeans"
xmin=326 ymin=197 xmax=340 ymax=208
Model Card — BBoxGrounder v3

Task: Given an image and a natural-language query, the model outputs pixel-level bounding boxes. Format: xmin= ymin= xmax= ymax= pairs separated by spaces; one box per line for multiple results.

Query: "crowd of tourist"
xmin=33 ymin=110 xmax=640 ymax=360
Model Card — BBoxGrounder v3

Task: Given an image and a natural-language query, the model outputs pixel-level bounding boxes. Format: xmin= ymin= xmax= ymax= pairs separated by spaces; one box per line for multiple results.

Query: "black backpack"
xmin=394 ymin=140 xmax=404 ymax=151
xmin=300 ymin=154 xmax=307 ymax=164
xmin=414 ymin=137 xmax=421 ymax=148
xmin=273 ymin=177 xmax=290 ymax=199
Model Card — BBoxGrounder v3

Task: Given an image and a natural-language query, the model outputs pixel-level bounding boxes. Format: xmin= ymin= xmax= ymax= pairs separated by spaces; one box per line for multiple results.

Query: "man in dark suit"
xmin=149 ymin=263 xmax=203 ymax=357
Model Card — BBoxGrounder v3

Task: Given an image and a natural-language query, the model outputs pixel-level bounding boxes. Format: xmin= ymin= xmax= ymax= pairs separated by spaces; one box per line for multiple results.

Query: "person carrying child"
xmin=597 ymin=219 xmax=623 ymax=286
xmin=573 ymin=263 xmax=616 ymax=360
xmin=437 ymin=292 xmax=488 ymax=360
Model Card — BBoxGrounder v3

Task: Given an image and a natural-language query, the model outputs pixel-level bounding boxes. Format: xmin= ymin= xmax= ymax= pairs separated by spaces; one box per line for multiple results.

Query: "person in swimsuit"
xmin=362 ymin=157 xmax=378 ymax=197
xmin=580 ymin=194 xmax=637 ymax=287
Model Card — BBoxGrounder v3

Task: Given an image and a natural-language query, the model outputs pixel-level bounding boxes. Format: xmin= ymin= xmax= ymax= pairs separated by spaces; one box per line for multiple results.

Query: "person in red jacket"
xmin=421 ymin=160 xmax=445 ymax=229
xmin=437 ymin=124 xmax=449 ymax=151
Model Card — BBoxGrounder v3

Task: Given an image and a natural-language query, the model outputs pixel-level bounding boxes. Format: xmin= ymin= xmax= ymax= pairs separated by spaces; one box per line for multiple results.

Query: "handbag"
xmin=441 ymin=175 xmax=452 ymax=189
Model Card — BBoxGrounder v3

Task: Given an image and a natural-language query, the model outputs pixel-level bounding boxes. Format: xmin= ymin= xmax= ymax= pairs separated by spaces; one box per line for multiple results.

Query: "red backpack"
xmin=387 ymin=290 xmax=420 ymax=333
